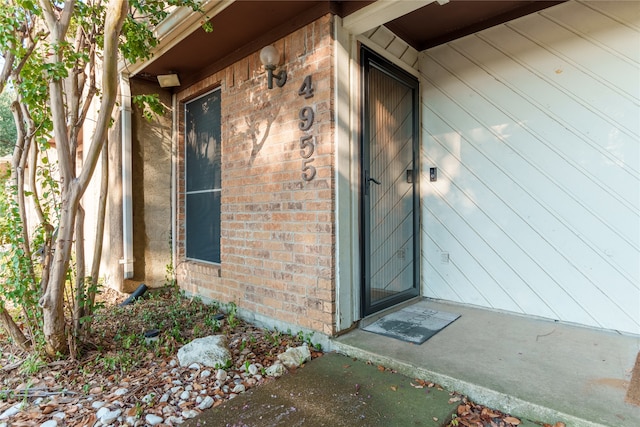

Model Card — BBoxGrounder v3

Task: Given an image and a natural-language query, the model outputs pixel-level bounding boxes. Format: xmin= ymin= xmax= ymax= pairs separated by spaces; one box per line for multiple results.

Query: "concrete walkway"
xmin=333 ymin=299 xmax=640 ymax=427
xmin=183 ymin=352 xmax=462 ymax=427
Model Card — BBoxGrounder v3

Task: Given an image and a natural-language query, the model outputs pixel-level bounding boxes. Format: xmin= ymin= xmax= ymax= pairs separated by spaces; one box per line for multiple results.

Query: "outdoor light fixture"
xmin=157 ymin=73 xmax=180 ymax=88
xmin=260 ymin=45 xmax=287 ymax=89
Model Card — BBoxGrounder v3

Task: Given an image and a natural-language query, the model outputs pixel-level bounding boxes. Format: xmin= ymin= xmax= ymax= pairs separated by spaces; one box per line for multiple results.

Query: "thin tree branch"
xmin=76 ymin=0 xmax=127 ymax=190
xmin=73 ymin=203 xmax=85 ymax=335
xmin=87 ymin=140 xmax=108 ymax=316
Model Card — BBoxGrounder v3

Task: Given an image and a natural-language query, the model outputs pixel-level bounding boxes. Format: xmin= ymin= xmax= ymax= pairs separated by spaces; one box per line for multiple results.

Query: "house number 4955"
xmin=298 ymin=75 xmax=316 ymax=181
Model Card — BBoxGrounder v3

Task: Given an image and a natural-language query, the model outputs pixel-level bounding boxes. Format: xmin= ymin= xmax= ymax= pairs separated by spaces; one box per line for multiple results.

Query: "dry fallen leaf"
xmin=390 ymin=385 xmax=398 ymax=391
xmin=504 ymin=416 xmax=521 ymax=425
xmin=448 ymin=396 xmax=461 ymax=404
xmin=457 ymin=404 xmax=470 ymax=415
xmin=41 ymin=405 xmax=56 ymax=415
xmin=377 ymin=365 xmax=385 ymax=372
xmin=79 ymin=414 xmax=97 ymax=427
xmin=481 ymin=407 xmax=500 ymax=418
xmin=554 ymin=423 xmax=566 ymax=427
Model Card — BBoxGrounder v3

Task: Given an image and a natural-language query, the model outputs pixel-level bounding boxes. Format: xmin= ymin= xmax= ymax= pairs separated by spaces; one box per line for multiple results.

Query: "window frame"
xmin=183 ymin=87 xmax=222 ymax=265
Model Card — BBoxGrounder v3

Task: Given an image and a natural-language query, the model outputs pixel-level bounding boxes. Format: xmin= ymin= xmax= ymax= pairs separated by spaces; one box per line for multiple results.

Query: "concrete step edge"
xmin=330 ymin=340 xmax=606 ymax=427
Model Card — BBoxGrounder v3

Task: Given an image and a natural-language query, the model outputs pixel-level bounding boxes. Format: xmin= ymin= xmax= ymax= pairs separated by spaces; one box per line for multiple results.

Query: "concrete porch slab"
xmin=332 ymin=299 xmax=640 ymax=427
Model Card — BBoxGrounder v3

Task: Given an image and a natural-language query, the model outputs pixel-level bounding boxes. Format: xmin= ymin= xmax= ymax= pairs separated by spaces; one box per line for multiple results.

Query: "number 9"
xmin=298 ymin=106 xmax=314 ymax=131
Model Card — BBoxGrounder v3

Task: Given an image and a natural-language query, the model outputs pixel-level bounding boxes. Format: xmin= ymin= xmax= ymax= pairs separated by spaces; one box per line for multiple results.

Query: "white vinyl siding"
xmin=419 ymin=1 xmax=640 ymax=334
xmin=361 ymin=25 xmax=419 ymax=72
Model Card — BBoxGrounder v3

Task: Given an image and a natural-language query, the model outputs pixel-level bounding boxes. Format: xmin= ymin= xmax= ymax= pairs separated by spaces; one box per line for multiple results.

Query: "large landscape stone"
xmin=277 ymin=344 xmax=311 ymax=369
xmin=177 ymin=335 xmax=231 ymax=368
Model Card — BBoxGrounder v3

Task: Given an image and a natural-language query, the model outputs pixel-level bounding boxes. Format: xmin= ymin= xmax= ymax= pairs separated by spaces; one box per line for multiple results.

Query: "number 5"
xmin=300 ymin=136 xmax=315 ymax=159
xmin=302 ymin=158 xmax=316 ymax=181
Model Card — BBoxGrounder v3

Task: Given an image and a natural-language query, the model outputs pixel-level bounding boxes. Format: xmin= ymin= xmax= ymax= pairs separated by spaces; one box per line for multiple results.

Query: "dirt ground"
xmin=0 ymin=287 xmax=564 ymax=427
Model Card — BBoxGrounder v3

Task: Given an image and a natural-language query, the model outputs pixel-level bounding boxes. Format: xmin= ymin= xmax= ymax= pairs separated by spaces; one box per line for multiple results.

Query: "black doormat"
xmin=363 ymin=305 xmax=460 ymax=344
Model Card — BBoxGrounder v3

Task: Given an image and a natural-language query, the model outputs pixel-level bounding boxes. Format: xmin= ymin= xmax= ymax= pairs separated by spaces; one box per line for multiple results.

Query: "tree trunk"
xmin=87 ymin=141 xmax=109 ymax=315
xmin=40 ymin=0 xmax=128 ymax=356
xmin=41 ymin=186 xmax=79 ymax=356
xmin=0 ymin=301 xmax=30 ymax=351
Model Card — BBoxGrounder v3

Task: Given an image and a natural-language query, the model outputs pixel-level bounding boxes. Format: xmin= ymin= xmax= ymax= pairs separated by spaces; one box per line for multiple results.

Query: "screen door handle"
xmin=364 ymin=170 xmax=381 ymax=196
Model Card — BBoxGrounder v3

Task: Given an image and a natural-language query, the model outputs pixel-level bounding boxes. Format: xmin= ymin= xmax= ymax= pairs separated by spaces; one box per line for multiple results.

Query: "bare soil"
xmin=0 ymin=288 xmax=564 ymax=427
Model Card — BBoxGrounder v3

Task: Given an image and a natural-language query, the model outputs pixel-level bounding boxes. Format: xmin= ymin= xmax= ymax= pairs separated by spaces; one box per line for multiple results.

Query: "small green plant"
xmin=164 ymin=262 xmax=176 ymax=288
xmin=96 ymin=354 xmax=118 ymax=372
xmin=134 ymin=401 xmax=144 ymax=418
xmin=226 ymin=302 xmax=239 ymax=329
xmin=215 ymin=359 xmax=233 ymax=370
xmin=266 ymin=329 xmax=282 ymax=346
xmin=239 ymin=339 xmax=247 ymax=352
xmin=450 ymin=414 xmax=459 ymax=427
xmin=204 ymin=314 xmax=220 ymax=332
xmin=193 ymin=324 xmax=202 ymax=338
xmin=293 ymin=330 xmax=322 ymax=351
xmin=169 ymin=325 xmax=182 ymax=342
xmin=20 ymin=354 xmax=45 ymax=375
xmin=244 ymin=360 xmax=251 ymax=372
xmin=117 ymin=332 xmax=138 ymax=349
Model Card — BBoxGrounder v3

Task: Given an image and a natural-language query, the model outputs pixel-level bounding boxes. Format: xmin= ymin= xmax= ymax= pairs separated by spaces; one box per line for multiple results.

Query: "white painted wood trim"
xmin=343 ymin=0 xmax=435 ymax=35
xmin=334 ymin=16 xmax=358 ymax=331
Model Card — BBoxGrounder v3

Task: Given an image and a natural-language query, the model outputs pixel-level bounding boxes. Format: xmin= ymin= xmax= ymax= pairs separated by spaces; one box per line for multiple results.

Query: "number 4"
xmin=298 ymin=75 xmax=314 ymax=99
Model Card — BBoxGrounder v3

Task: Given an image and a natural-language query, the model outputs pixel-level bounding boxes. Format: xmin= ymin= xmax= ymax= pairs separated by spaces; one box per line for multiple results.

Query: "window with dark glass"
xmin=184 ymin=88 xmax=221 ymax=263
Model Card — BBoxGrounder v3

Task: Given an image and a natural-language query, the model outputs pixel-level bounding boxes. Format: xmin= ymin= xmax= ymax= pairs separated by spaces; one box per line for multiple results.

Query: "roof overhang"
xmin=130 ymin=0 xmax=563 ymax=90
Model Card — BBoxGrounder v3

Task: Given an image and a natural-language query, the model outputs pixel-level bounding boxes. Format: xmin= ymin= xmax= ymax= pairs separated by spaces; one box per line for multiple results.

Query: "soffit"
xmin=136 ymin=0 xmax=562 ymax=88
xmin=385 ymin=0 xmax=564 ymax=51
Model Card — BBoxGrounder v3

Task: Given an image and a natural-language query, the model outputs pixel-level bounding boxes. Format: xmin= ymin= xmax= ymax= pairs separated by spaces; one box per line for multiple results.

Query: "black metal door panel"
xmin=362 ymin=47 xmax=420 ymax=316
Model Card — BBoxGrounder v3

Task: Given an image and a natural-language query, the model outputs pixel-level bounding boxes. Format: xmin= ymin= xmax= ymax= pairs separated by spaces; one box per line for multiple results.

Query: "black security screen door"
xmin=185 ymin=88 xmax=221 ymax=264
xmin=361 ymin=46 xmax=420 ymax=316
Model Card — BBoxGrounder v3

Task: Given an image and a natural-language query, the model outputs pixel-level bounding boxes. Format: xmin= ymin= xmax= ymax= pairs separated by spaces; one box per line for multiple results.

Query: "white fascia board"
xmin=343 ymin=0 xmax=435 ymax=35
xmin=122 ymin=0 xmax=235 ymax=76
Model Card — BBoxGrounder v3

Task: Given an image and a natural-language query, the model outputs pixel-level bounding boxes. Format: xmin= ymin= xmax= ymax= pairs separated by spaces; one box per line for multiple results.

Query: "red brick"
xmin=175 ymin=15 xmax=336 ymax=336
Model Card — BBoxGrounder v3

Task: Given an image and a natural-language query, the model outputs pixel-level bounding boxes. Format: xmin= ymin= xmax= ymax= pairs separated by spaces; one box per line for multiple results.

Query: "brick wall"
xmin=175 ymin=15 xmax=336 ymax=336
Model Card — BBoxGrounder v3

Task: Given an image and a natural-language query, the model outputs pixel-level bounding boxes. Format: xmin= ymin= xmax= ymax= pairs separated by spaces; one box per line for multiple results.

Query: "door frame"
xmin=360 ymin=45 xmax=421 ymax=317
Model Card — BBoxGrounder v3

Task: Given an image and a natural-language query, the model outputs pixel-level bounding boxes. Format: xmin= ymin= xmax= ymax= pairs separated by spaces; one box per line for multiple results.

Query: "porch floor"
xmin=331 ymin=299 xmax=640 ymax=427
